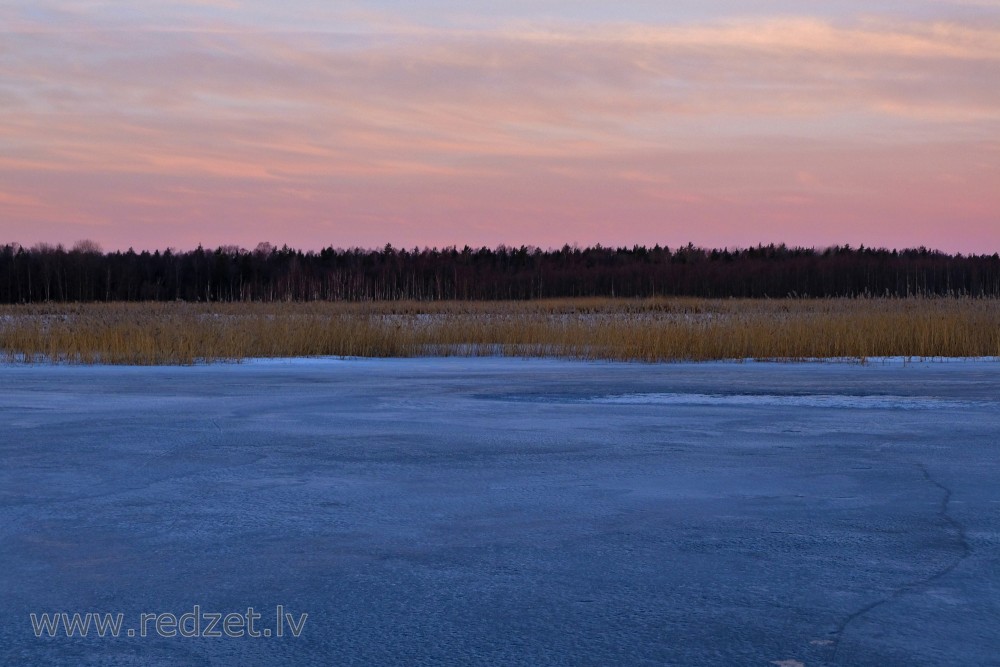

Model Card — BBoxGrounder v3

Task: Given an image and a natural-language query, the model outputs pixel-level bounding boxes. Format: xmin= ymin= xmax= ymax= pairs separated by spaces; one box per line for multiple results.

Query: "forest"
xmin=1 ymin=241 xmax=998 ymax=303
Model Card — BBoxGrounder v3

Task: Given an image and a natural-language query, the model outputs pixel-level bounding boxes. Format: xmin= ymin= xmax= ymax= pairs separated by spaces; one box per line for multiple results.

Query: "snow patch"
xmin=588 ymin=393 xmax=991 ymax=410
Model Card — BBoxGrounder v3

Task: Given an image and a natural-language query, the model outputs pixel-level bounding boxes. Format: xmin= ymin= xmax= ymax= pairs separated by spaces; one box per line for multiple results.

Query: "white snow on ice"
xmin=588 ymin=393 xmax=992 ymax=410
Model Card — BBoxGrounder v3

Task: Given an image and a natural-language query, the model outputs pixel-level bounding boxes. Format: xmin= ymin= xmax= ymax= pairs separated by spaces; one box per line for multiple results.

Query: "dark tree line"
xmin=1 ymin=241 xmax=999 ymax=303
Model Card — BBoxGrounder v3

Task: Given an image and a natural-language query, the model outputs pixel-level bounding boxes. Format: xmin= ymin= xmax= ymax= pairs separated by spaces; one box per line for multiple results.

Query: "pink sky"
xmin=1 ymin=2 xmax=998 ymax=252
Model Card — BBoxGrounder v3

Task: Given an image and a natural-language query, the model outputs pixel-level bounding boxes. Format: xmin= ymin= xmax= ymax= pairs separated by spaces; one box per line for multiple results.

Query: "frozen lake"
xmin=1 ymin=358 xmax=999 ymax=666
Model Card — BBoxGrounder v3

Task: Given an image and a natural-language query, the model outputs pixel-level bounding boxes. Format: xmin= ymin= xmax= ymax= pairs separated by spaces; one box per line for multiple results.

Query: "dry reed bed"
xmin=0 ymin=298 xmax=998 ymax=365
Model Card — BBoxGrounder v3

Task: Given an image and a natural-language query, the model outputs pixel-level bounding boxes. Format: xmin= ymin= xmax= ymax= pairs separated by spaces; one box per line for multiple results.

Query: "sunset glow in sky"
xmin=2 ymin=1 xmax=999 ymax=252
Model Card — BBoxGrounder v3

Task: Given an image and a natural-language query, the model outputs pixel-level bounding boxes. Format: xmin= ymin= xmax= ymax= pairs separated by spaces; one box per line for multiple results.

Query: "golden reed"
xmin=1 ymin=298 xmax=998 ymax=365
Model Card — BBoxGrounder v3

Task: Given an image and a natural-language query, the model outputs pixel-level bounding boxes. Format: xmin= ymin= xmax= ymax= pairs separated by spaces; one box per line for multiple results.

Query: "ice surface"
xmin=1 ymin=357 xmax=999 ymax=666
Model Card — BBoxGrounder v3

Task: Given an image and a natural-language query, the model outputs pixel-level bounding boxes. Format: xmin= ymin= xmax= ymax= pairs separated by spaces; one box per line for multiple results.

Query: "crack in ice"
xmin=829 ymin=463 xmax=972 ymax=662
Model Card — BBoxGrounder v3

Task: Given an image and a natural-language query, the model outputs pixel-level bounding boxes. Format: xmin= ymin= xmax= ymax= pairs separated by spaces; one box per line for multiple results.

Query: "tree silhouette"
xmin=0 ymin=242 xmax=997 ymax=303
